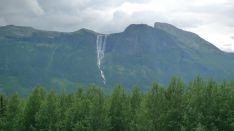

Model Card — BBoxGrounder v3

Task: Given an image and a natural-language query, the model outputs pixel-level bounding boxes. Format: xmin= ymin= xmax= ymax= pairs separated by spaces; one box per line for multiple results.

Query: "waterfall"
xmin=96 ymin=34 xmax=108 ymax=85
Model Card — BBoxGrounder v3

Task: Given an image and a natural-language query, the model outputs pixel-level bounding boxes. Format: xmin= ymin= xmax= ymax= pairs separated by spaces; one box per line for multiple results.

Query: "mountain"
xmin=0 ymin=23 xmax=234 ymax=94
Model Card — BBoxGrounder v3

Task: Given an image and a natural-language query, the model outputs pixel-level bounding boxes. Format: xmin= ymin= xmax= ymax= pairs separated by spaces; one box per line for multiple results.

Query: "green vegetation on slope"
xmin=1 ymin=23 xmax=234 ymax=93
xmin=1 ymin=77 xmax=234 ymax=131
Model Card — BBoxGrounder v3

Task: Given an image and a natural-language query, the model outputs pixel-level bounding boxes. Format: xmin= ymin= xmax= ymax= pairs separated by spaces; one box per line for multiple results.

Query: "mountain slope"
xmin=104 ymin=24 xmax=234 ymax=88
xmin=0 ymin=26 xmax=102 ymax=94
xmin=0 ymin=23 xmax=234 ymax=93
xmin=154 ymin=22 xmax=234 ymax=78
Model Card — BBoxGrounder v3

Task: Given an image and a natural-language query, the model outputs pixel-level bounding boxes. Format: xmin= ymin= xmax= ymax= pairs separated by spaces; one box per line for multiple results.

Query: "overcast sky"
xmin=0 ymin=0 xmax=234 ymax=52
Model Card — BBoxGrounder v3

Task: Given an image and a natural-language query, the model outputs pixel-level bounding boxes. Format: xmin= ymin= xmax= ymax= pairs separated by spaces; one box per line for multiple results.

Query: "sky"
xmin=0 ymin=0 xmax=234 ymax=52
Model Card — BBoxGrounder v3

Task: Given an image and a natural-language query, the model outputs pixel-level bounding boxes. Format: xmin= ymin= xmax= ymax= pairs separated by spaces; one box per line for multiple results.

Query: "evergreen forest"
xmin=1 ymin=77 xmax=234 ymax=131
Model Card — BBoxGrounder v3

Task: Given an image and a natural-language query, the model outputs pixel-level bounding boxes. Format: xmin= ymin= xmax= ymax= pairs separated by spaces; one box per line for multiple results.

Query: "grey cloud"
xmin=0 ymin=0 xmax=234 ymax=52
xmin=0 ymin=0 xmax=232 ymax=33
xmin=100 ymin=10 xmax=167 ymax=33
xmin=0 ymin=17 xmax=7 ymax=25
xmin=0 ymin=0 xmax=139 ymax=32
xmin=0 ymin=0 xmax=43 ymax=15
xmin=186 ymin=2 xmax=234 ymax=27
xmin=223 ymin=43 xmax=232 ymax=47
xmin=38 ymin=0 xmax=150 ymax=12
xmin=0 ymin=0 xmax=44 ymax=28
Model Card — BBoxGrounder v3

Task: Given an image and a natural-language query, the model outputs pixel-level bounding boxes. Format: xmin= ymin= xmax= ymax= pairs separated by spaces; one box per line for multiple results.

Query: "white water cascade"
xmin=96 ymin=34 xmax=108 ymax=85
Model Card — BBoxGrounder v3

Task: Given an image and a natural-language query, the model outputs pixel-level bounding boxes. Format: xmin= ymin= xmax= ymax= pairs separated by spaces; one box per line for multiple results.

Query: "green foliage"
xmin=35 ymin=90 xmax=58 ymax=130
xmin=0 ymin=93 xmax=7 ymax=131
xmin=23 ymin=87 xmax=45 ymax=130
xmin=5 ymin=93 xmax=23 ymax=131
xmin=109 ymin=86 xmax=129 ymax=131
xmin=1 ymin=77 xmax=234 ymax=131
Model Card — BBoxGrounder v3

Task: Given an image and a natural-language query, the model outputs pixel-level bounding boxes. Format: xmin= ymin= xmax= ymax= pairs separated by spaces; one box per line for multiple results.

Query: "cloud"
xmin=0 ymin=0 xmax=44 ymax=28
xmin=0 ymin=17 xmax=7 ymax=25
xmin=0 ymin=0 xmax=234 ymax=52
xmin=0 ymin=0 xmax=44 ymax=16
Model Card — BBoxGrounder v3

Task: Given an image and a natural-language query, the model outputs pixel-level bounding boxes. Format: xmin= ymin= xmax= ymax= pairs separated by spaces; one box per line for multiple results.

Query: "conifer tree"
xmin=36 ymin=90 xmax=58 ymax=130
xmin=5 ymin=93 xmax=23 ymax=131
xmin=23 ymin=87 xmax=45 ymax=131
xmin=109 ymin=86 xmax=128 ymax=131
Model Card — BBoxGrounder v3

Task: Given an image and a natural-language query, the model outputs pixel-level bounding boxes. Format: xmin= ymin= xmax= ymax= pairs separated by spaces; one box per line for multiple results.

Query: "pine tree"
xmin=0 ymin=93 xmax=7 ymax=131
xmin=128 ymin=87 xmax=142 ymax=131
xmin=56 ymin=89 xmax=71 ymax=130
xmin=5 ymin=93 xmax=23 ymax=131
xmin=0 ymin=95 xmax=6 ymax=117
xmin=23 ymin=87 xmax=45 ymax=131
xmin=86 ymin=87 xmax=109 ymax=131
xmin=165 ymin=77 xmax=184 ymax=130
xmin=144 ymin=83 xmax=166 ymax=131
xmin=36 ymin=90 xmax=58 ymax=130
xmin=109 ymin=86 xmax=128 ymax=131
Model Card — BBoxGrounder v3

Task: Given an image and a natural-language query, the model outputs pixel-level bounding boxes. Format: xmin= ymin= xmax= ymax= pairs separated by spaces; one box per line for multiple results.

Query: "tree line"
xmin=1 ymin=77 xmax=234 ymax=131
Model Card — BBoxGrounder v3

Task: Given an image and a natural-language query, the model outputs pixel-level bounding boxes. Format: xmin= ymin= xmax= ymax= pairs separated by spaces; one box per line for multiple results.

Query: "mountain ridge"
xmin=0 ymin=22 xmax=234 ymax=94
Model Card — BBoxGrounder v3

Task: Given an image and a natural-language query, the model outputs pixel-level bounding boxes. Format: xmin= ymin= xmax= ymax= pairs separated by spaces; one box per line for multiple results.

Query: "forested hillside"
xmin=1 ymin=23 xmax=234 ymax=94
xmin=1 ymin=77 xmax=234 ymax=131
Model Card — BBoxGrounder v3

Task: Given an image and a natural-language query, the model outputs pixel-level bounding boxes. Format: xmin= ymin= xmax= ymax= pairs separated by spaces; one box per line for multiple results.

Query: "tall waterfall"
xmin=96 ymin=34 xmax=108 ymax=85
